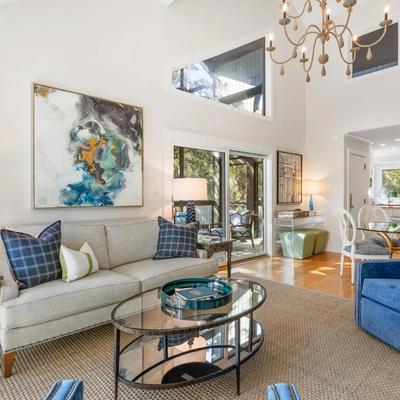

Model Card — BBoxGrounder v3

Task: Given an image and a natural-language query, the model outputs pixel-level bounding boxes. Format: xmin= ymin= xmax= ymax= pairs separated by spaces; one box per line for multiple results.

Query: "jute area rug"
xmin=1 ymin=278 xmax=399 ymax=399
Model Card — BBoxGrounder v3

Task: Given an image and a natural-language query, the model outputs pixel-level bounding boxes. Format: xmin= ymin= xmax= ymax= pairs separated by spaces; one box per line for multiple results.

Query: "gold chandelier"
xmin=267 ymin=0 xmax=393 ymax=82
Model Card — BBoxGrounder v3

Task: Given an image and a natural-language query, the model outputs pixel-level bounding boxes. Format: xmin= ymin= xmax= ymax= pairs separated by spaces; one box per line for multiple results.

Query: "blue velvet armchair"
xmin=356 ymin=260 xmax=400 ymax=351
xmin=267 ymin=384 xmax=301 ymax=400
xmin=44 ymin=380 xmax=83 ymax=400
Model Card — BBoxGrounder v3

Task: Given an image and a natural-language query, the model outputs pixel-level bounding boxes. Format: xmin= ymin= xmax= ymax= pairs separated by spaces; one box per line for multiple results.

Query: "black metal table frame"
xmin=112 ymin=282 xmax=266 ymax=400
xmin=114 ymin=313 xmax=263 ymax=399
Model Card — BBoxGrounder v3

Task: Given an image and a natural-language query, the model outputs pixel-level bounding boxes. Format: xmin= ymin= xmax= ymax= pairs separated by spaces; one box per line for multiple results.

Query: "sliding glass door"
xmin=173 ymin=145 xmax=266 ymax=260
xmin=174 ymin=146 xmax=226 ymax=237
xmin=229 ymin=152 xmax=265 ymax=258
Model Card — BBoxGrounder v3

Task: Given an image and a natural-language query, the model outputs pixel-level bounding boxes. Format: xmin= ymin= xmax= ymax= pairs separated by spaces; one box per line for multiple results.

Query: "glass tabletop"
xmin=358 ymin=222 xmax=400 ymax=234
xmin=111 ymin=278 xmax=266 ymax=335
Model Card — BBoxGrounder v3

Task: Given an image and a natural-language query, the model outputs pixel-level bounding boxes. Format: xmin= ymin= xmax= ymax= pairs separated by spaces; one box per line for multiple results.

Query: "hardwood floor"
xmin=221 ymin=252 xmax=356 ymax=299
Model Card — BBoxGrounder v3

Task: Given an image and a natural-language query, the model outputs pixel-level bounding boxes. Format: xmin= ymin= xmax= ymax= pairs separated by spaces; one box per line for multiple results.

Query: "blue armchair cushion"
xmin=1 ymin=221 xmax=62 ymax=289
xmin=362 ymin=279 xmax=400 ymax=313
xmin=153 ymin=217 xmax=199 ymax=260
xmin=267 ymin=384 xmax=301 ymax=400
xmin=44 ymin=380 xmax=83 ymax=400
xmin=344 ymin=241 xmax=390 ymax=256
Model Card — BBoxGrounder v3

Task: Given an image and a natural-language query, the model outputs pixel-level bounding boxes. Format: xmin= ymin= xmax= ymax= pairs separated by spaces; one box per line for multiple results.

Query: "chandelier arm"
xmin=354 ymin=24 xmax=388 ymax=48
xmin=283 ymin=24 xmax=321 ymax=48
xmin=333 ymin=24 xmax=354 ymax=40
xmin=332 ymin=33 xmax=357 ymax=65
xmin=303 ymin=35 xmax=320 ymax=73
xmin=269 ymin=52 xmax=294 ymax=65
xmin=334 ymin=22 xmax=387 ymax=49
xmin=287 ymin=0 xmax=311 ymax=20
xmin=333 ymin=9 xmax=352 ymax=37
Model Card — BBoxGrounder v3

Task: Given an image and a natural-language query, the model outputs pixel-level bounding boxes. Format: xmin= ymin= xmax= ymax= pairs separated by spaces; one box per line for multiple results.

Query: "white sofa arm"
xmin=0 ymin=239 xmax=19 ymax=303
xmin=197 ymin=249 xmax=209 ymax=259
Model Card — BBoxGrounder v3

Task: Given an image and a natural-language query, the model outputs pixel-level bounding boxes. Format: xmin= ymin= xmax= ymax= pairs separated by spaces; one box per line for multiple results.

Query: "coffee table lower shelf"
xmin=114 ymin=317 xmax=264 ymax=398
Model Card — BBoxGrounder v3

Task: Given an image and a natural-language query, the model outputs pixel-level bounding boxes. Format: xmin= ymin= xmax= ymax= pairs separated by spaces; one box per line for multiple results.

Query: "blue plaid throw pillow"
xmin=153 ymin=217 xmax=199 ymax=260
xmin=1 ymin=221 xmax=62 ymax=289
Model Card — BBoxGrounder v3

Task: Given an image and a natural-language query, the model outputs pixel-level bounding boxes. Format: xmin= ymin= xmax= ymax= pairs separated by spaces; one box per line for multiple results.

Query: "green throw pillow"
xmin=59 ymin=242 xmax=99 ymax=282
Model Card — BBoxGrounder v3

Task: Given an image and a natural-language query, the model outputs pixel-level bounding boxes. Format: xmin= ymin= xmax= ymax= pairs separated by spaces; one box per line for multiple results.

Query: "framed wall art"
xmin=277 ymin=151 xmax=303 ymax=204
xmin=33 ymin=83 xmax=143 ymax=208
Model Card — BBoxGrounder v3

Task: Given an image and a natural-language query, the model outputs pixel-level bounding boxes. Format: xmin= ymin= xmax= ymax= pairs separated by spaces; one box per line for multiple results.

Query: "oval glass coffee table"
xmin=111 ymin=278 xmax=266 ymax=399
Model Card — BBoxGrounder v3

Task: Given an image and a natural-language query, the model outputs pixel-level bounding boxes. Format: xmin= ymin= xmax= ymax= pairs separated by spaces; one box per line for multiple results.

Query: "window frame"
xmin=168 ymin=30 xmax=274 ymax=122
xmin=345 ymin=18 xmax=399 ymax=83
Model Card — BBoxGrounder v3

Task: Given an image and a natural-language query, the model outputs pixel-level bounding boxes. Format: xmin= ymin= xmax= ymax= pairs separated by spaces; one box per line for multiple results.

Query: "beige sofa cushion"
xmin=0 ymin=270 xmax=140 ymax=330
xmin=62 ymin=222 xmax=110 ymax=269
xmin=6 ymin=222 xmax=111 ymax=270
xmin=106 ymin=219 xmax=159 ymax=267
xmin=113 ymin=257 xmax=218 ymax=291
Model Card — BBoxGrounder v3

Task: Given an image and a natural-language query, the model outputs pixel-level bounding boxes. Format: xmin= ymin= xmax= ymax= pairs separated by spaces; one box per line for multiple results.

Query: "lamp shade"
xmin=303 ymin=180 xmax=320 ymax=195
xmin=173 ymin=178 xmax=208 ymax=201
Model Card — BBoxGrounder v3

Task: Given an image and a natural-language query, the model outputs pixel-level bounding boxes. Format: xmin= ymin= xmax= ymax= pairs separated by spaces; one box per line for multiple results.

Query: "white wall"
xmin=0 ymin=0 xmax=305 ymax=226
xmin=304 ymin=0 xmax=400 ymax=251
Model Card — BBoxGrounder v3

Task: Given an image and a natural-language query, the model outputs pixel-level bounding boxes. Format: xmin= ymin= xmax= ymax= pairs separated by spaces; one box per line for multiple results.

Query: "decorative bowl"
xmin=161 ymin=278 xmax=232 ymax=311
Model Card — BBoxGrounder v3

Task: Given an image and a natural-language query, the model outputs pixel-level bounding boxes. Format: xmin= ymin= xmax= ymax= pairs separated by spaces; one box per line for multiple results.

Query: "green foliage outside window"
xmin=382 ymin=169 xmax=400 ymax=196
xmin=174 ymin=147 xmax=222 ymax=200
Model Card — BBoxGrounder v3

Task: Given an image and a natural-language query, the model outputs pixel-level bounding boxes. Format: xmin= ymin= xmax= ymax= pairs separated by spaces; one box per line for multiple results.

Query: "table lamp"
xmin=173 ymin=178 xmax=208 ymax=223
xmin=303 ymin=180 xmax=320 ymax=212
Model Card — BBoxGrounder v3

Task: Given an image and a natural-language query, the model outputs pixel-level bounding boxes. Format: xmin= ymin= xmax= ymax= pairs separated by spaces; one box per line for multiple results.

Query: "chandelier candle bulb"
xmin=282 ymin=3 xmax=288 ymax=18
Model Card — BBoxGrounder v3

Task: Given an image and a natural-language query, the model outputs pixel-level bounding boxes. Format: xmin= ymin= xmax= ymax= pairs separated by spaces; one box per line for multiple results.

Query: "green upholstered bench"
xmin=280 ymin=231 xmax=317 ymax=260
xmin=298 ymin=228 xmax=329 ymax=255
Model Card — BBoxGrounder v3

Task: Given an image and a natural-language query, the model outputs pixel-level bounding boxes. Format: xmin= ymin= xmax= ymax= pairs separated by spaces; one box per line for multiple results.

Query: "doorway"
xmin=228 ymin=152 xmax=265 ymax=258
xmin=172 ymin=144 xmax=268 ymax=261
xmin=347 ymin=150 xmax=368 ymax=220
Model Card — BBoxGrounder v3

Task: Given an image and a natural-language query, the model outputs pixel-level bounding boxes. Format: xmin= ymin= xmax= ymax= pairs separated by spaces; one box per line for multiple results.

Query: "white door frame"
xmin=162 ymin=128 xmax=274 ymax=257
xmin=346 ymin=148 xmax=369 ymax=211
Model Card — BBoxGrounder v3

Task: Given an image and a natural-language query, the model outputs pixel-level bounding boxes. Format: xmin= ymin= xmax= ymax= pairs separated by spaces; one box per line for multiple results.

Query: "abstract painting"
xmin=277 ymin=151 xmax=302 ymax=204
xmin=33 ymin=83 xmax=143 ymax=208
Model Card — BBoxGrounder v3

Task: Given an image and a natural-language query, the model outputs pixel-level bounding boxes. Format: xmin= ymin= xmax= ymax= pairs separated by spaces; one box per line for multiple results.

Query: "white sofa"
xmin=0 ymin=218 xmax=218 ymax=377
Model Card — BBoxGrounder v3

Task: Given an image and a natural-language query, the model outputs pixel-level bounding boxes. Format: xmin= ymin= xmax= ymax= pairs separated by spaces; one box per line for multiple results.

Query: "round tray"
xmin=161 ymin=278 xmax=232 ymax=311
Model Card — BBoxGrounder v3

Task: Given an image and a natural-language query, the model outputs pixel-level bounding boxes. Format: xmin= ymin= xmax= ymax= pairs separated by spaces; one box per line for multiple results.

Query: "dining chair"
xmin=358 ymin=205 xmax=398 ymax=248
xmin=358 ymin=205 xmax=389 ymax=240
xmin=338 ymin=208 xmax=391 ymax=285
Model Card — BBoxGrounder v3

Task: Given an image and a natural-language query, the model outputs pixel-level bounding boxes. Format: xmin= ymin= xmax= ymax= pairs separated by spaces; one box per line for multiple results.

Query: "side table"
xmin=197 ymin=238 xmax=235 ymax=278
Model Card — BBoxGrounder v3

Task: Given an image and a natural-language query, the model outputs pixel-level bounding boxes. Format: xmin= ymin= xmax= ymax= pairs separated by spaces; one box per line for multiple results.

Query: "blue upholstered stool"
xmin=44 ymin=380 xmax=84 ymax=400
xmin=267 ymin=383 xmax=301 ymax=400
